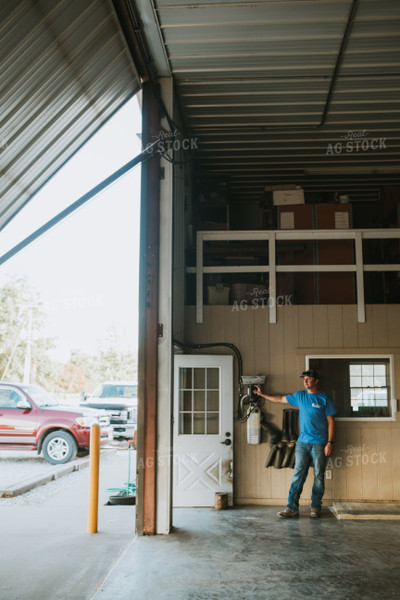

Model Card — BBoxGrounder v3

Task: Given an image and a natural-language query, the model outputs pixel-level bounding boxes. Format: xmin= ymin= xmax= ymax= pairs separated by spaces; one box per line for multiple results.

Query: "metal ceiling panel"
xmin=156 ymin=2 xmax=351 ymax=26
xmin=130 ymin=0 xmax=400 ymax=200
xmin=0 ymin=0 xmax=140 ymax=230
xmin=163 ymin=22 xmax=346 ymax=44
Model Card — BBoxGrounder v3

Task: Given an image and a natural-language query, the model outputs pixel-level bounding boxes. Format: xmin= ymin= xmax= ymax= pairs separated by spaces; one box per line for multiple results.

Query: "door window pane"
xmin=207 ymin=391 xmax=219 ymax=411
xmin=180 ymin=413 xmax=192 ymax=434
xmin=207 ymin=368 xmax=219 ymax=389
xmin=207 ymin=413 xmax=219 ymax=434
xmin=193 ymin=413 xmax=205 ymax=434
xmin=193 ymin=391 xmax=205 ymax=411
xmin=180 ymin=367 xmax=192 ymax=389
xmin=194 ymin=368 xmax=205 ymax=388
xmin=180 ymin=391 xmax=192 ymax=412
xmin=178 ymin=367 xmax=221 ymax=434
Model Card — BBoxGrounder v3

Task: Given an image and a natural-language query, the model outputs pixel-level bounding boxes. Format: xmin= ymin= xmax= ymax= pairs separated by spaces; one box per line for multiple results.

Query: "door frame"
xmin=173 ymin=354 xmax=234 ymax=507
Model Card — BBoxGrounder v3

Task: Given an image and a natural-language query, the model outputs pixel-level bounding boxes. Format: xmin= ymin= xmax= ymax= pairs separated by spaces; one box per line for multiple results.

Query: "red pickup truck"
xmin=0 ymin=382 xmax=113 ymax=464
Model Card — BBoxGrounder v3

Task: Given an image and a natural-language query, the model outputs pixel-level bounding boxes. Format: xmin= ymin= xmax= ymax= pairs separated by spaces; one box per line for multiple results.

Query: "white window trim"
xmin=306 ymin=354 xmax=396 ymax=422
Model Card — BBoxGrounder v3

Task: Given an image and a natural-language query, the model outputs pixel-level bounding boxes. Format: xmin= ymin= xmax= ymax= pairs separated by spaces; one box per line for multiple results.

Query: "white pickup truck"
xmin=81 ymin=381 xmax=137 ymax=440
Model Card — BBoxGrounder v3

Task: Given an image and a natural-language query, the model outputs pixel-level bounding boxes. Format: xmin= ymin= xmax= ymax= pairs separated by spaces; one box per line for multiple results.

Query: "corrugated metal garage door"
xmin=0 ymin=0 xmax=141 ymax=230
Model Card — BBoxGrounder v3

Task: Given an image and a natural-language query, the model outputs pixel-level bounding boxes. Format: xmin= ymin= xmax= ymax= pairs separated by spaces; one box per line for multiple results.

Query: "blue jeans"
xmin=287 ymin=442 xmax=327 ymax=512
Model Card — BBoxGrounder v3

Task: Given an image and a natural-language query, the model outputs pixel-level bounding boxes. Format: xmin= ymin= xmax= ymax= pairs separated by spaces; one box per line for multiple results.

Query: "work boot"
xmin=281 ymin=410 xmax=289 ymax=443
xmin=273 ymin=441 xmax=285 ymax=469
xmin=260 ymin=418 xmax=282 ymax=445
xmin=281 ymin=441 xmax=295 ymax=468
xmin=277 ymin=509 xmax=299 ymax=518
xmin=310 ymin=509 xmax=321 ymax=518
xmin=288 ymin=409 xmax=298 ymax=442
xmin=265 ymin=443 xmax=278 ymax=468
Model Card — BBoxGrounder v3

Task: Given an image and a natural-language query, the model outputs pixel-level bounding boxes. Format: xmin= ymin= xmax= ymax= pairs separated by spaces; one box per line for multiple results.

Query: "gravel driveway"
xmin=0 ymin=445 xmax=133 ymax=505
xmin=0 ymin=450 xmax=73 ymax=488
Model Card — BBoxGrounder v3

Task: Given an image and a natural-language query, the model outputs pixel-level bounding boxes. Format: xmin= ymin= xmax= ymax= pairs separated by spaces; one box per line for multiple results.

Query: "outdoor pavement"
xmin=0 ymin=447 xmax=136 ymax=600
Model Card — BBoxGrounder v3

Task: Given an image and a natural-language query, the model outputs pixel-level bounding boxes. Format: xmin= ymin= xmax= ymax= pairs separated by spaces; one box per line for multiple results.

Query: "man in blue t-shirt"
xmin=255 ymin=369 xmax=336 ymax=518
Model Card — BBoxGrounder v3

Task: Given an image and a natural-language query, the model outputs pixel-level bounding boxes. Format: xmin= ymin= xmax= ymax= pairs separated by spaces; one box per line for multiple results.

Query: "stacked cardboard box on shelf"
xmin=264 ymin=184 xmax=305 ymax=207
xmin=315 ymin=204 xmax=354 ymax=304
xmin=276 ymin=203 xmax=354 ymax=304
xmin=278 ymin=204 xmax=313 ymax=230
xmin=273 ymin=188 xmax=305 ymax=206
xmin=277 ymin=204 xmax=314 ymax=304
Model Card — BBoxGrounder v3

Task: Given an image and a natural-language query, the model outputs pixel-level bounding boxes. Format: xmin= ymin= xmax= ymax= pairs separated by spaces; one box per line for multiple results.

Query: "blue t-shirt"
xmin=286 ymin=390 xmax=336 ymax=444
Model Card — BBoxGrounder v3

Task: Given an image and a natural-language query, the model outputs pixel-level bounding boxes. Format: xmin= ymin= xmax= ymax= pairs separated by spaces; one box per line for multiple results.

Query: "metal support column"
xmin=136 ymin=82 xmax=160 ymax=536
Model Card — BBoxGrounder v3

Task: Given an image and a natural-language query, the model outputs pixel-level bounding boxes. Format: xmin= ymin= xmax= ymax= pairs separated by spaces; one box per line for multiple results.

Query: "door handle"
xmin=221 ymin=438 xmax=232 ymax=446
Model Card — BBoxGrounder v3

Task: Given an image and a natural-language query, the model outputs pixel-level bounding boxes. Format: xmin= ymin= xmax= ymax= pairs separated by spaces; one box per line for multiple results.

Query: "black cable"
xmin=238 ymin=391 xmax=265 ymax=423
xmin=159 ymin=147 xmax=195 ymax=167
xmin=239 ymin=398 xmax=257 ymax=423
xmin=173 ymin=339 xmax=245 ymax=419
xmin=153 ymin=83 xmax=184 ymax=137
xmin=184 ymin=342 xmax=243 ymax=385
xmin=150 ymin=82 xmax=199 ymax=166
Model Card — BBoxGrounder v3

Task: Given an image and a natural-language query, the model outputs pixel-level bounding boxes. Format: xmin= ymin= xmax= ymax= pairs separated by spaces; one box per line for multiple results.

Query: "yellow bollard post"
xmin=87 ymin=423 xmax=100 ymax=534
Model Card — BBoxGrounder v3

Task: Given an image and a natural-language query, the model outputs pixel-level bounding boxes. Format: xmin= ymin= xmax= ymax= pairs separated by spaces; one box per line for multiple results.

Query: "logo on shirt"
xmin=312 ymin=403 xmax=322 ymax=409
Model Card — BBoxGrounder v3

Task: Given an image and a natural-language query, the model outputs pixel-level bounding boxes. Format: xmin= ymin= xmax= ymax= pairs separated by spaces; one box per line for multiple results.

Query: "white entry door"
xmin=173 ymin=354 xmax=233 ymax=507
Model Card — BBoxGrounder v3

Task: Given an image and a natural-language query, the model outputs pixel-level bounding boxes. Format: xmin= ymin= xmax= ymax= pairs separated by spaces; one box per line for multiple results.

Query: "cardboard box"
xmin=273 ymin=189 xmax=304 ymax=206
xmin=315 ymin=205 xmax=354 ymax=302
xmin=278 ymin=204 xmax=313 ymax=229
xmin=315 ymin=203 xmax=351 ymax=229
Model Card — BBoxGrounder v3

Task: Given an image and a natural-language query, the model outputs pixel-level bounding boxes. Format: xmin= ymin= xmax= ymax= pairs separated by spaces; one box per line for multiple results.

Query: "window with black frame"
xmin=307 ymin=356 xmax=393 ymax=419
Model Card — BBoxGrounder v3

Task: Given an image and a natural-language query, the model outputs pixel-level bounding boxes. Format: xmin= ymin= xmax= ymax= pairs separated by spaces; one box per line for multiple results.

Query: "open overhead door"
xmin=0 ymin=0 xmax=141 ymax=230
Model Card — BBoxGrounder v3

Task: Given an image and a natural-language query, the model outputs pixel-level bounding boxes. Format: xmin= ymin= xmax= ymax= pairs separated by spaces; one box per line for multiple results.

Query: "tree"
xmin=96 ymin=326 xmax=137 ymax=382
xmin=56 ymin=362 xmax=90 ymax=394
xmin=68 ymin=349 xmax=98 ymax=391
xmin=0 ymin=278 xmax=137 ymax=394
xmin=0 ymin=277 xmax=57 ymax=385
xmin=68 ymin=326 xmax=137 ymax=391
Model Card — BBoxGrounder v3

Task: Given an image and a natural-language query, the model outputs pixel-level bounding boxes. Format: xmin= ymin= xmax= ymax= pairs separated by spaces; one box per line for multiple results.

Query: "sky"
xmin=0 ymin=96 xmax=142 ymax=362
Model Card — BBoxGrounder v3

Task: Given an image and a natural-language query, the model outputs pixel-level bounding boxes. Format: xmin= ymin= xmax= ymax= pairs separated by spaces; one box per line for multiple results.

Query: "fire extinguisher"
xmin=246 ymin=405 xmax=261 ymax=444
xmin=238 ymin=375 xmax=266 ymax=445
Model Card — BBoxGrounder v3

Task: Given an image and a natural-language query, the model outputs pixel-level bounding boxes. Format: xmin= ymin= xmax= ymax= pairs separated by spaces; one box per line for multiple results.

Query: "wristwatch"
xmin=328 ymin=440 xmax=333 ymax=445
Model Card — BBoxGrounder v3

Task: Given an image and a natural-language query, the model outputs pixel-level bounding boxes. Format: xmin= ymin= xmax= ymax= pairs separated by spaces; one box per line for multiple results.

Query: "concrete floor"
xmin=2 ymin=453 xmax=400 ymax=600
xmin=94 ymin=506 xmax=400 ymax=600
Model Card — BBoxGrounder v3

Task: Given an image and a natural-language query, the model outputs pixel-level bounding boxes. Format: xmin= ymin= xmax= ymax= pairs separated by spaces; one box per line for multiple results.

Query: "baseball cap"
xmin=300 ymin=369 xmax=319 ymax=379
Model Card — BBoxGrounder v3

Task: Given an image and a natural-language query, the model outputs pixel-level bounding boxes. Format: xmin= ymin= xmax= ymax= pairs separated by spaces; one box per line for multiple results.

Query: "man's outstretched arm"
xmin=254 ymin=385 xmax=288 ymax=404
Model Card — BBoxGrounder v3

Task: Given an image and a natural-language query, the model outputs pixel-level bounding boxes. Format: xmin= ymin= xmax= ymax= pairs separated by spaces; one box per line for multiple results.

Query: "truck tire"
xmin=42 ymin=431 xmax=78 ymax=465
xmin=108 ymin=493 xmax=136 ymax=505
